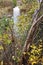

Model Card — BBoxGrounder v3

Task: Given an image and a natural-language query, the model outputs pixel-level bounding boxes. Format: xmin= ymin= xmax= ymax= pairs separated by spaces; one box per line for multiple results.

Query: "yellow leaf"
xmin=32 ymin=61 xmax=36 ymax=65
xmin=0 ymin=46 xmax=3 ymax=50
xmin=23 ymin=52 xmax=26 ymax=55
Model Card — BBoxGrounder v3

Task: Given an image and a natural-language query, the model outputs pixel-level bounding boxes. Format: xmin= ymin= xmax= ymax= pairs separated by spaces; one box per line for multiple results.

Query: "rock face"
xmin=17 ymin=0 xmax=22 ymax=6
xmin=0 ymin=0 xmax=22 ymax=18
xmin=0 ymin=0 xmax=13 ymax=18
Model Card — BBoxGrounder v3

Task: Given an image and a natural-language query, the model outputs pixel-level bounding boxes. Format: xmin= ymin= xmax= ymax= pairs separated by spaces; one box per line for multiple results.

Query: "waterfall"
xmin=13 ymin=6 xmax=20 ymax=23
xmin=13 ymin=6 xmax=20 ymax=37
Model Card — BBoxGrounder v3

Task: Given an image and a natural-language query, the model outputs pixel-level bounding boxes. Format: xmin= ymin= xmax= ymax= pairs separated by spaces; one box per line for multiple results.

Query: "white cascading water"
xmin=13 ymin=6 xmax=20 ymax=23
xmin=13 ymin=6 xmax=20 ymax=36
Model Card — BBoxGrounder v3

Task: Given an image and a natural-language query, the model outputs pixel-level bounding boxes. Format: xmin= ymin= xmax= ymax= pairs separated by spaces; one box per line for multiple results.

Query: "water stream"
xmin=13 ymin=6 xmax=20 ymax=37
xmin=13 ymin=6 xmax=20 ymax=23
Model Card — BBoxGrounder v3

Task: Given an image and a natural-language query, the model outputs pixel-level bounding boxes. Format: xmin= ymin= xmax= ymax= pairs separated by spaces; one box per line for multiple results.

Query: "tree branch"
xmin=22 ymin=15 xmax=43 ymax=52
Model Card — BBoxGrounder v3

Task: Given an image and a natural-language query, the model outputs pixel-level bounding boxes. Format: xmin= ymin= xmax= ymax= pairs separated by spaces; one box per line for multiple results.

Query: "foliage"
xmin=23 ymin=41 xmax=43 ymax=65
xmin=17 ymin=0 xmax=38 ymax=34
xmin=14 ymin=0 xmax=38 ymax=47
xmin=13 ymin=0 xmax=17 ymax=6
xmin=12 ymin=0 xmax=39 ymax=63
xmin=0 ymin=0 xmax=43 ymax=65
xmin=0 ymin=17 xmax=14 ymax=48
xmin=22 ymin=20 xmax=43 ymax=65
